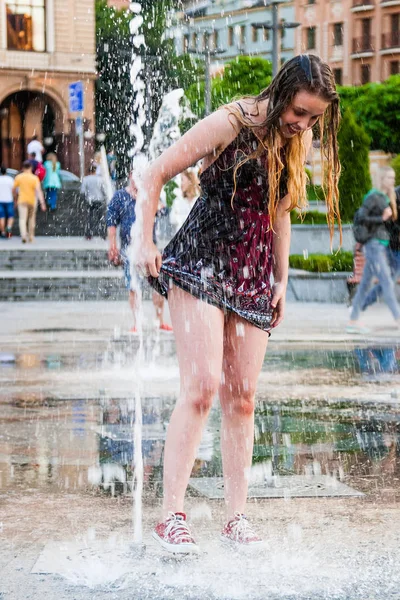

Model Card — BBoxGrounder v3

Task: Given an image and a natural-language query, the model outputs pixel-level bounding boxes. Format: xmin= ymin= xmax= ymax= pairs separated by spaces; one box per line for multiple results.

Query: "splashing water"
xmin=128 ymin=0 xmax=145 ymax=548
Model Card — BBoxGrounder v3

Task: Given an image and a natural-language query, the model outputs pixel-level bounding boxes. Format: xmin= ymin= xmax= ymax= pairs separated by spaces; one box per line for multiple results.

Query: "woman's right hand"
xmin=134 ymin=241 xmax=162 ymax=278
xmin=382 ymin=206 xmax=393 ymax=221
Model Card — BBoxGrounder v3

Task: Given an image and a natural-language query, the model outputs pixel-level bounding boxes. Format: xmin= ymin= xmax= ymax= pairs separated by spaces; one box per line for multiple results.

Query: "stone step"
xmin=0 ymin=249 xmax=110 ymax=271
xmin=0 ymin=270 xmax=129 ymax=301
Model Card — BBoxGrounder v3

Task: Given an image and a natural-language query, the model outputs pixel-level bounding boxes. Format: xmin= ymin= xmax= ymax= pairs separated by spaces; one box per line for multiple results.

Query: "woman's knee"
xmin=183 ymin=376 xmax=220 ymax=414
xmin=221 ymin=380 xmax=257 ymax=417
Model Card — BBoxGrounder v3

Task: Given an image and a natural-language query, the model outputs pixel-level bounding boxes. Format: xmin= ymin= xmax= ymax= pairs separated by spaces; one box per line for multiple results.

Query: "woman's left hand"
xmin=270 ymin=282 xmax=287 ymax=328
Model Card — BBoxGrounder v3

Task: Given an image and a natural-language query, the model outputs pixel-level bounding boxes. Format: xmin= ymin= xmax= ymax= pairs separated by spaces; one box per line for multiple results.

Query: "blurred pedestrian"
xmin=13 ymin=160 xmax=46 ymax=243
xmin=107 ymin=171 xmax=172 ymax=333
xmin=361 ymin=181 xmax=400 ymax=311
xmin=27 ymin=135 xmax=44 ymax=163
xmin=347 ymin=167 xmax=400 ymax=333
xmin=0 ymin=166 xmax=15 ymax=239
xmin=43 ymin=153 xmax=62 ymax=211
xmin=169 ymin=169 xmax=200 ymax=233
xmin=80 ymin=164 xmax=107 ymax=240
xmin=107 ymin=148 xmax=117 ymax=181
xmin=27 ymin=152 xmax=39 ymax=174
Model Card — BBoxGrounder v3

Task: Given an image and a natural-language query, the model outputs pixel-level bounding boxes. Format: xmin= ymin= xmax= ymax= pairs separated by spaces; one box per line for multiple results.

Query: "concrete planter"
xmin=290 ymin=224 xmax=354 ymax=255
xmin=288 ymin=269 xmax=400 ymax=303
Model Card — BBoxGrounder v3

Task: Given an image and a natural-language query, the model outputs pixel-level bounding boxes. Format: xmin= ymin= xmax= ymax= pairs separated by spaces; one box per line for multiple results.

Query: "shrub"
xmin=338 ymin=108 xmax=372 ymax=222
xmin=289 ymin=251 xmax=353 ymax=273
xmin=290 ymin=210 xmax=328 ymax=225
xmin=391 ymin=154 xmax=400 ymax=187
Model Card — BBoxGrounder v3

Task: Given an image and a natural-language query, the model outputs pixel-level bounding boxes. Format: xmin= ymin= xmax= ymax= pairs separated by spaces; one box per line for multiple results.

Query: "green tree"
xmin=95 ymin=0 xmax=203 ymax=175
xmin=338 ymin=75 xmax=400 ymax=154
xmin=186 ymin=55 xmax=273 ymax=117
xmin=95 ymin=0 xmax=133 ymax=175
xmin=338 ymin=108 xmax=372 ymax=222
xmin=391 ymin=154 xmax=400 ymax=187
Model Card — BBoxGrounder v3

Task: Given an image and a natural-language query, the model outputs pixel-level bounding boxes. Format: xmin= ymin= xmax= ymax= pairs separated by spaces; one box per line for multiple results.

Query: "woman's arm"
xmin=137 ymin=107 xmax=240 ymax=277
xmin=271 ymin=193 xmax=291 ymax=328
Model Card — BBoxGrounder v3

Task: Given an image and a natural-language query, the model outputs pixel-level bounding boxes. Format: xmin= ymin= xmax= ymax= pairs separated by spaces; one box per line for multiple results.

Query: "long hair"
xmin=181 ymin=169 xmax=200 ymax=200
xmin=47 ymin=152 xmax=58 ymax=172
xmin=225 ymin=54 xmax=341 ymax=241
xmin=378 ymin=166 xmax=397 ymax=221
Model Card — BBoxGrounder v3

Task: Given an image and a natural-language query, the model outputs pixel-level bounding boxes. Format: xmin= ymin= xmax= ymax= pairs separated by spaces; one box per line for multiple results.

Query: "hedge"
xmin=289 ymin=251 xmax=353 ymax=273
xmin=290 ymin=210 xmax=328 ymax=225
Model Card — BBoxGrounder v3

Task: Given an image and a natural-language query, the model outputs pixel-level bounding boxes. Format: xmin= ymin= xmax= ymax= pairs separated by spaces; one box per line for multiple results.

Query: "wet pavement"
xmin=1 ymin=301 xmax=400 ymax=599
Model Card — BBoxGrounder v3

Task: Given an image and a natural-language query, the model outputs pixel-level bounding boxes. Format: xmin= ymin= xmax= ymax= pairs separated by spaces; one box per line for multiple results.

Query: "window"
xmin=333 ymin=68 xmax=343 ymax=85
xmin=333 ymin=23 xmax=343 ymax=47
xmin=390 ymin=60 xmax=399 ymax=75
xmin=306 ymin=27 xmax=316 ymax=50
xmin=240 ymin=25 xmax=246 ymax=47
xmin=191 ymin=32 xmax=197 ymax=49
xmin=183 ymin=34 xmax=189 ymax=53
xmin=361 ymin=63 xmax=370 ymax=84
xmin=6 ymin=0 xmax=46 ymax=52
xmin=212 ymin=30 xmax=219 ymax=50
xmin=252 ymin=25 xmax=258 ymax=43
xmin=228 ymin=26 xmax=234 ymax=46
xmin=263 ymin=27 xmax=269 ymax=42
xmin=391 ymin=13 xmax=399 ymax=34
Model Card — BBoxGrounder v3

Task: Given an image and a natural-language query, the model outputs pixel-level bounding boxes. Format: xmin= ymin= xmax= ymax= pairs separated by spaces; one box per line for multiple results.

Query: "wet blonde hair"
xmin=225 ymin=54 xmax=341 ymax=242
xmin=181 ymin=169 xmax=200 ymax=200
xmin=379 ymin=166 xmax=397 ymax=221
xmin=47 ymin=152 xmax=58 ymax=172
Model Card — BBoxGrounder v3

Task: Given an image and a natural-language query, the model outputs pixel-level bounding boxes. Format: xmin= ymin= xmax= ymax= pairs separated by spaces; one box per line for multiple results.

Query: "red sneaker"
xmin=159 ymin=323 xmax=173 ymax=332
xmin=220 ymin=513 xmax=263 ymax=546
xmin=152 ymin=512 xmax=200 ymax=554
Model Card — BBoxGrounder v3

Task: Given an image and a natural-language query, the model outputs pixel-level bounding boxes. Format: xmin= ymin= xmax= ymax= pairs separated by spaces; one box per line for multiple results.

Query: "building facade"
xmin=0 ymin=0 xmax=96 ymax=173
xmin=295 ymin=0 xmax=400 ymax=85
xmin=175 ymin=0 xmax=296 ymax=68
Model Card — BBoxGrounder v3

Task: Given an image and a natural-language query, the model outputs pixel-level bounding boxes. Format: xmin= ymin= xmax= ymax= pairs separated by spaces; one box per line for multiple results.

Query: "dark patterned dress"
xmin=148 ymin=126 xmax=288 ymax=332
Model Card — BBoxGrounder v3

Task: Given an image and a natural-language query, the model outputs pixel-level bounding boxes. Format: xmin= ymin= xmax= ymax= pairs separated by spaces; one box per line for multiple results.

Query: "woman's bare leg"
xmin=219 ymin=314 xmax=269 ymax=519
xmin=162 ymin=286 xmax=224 ymax=518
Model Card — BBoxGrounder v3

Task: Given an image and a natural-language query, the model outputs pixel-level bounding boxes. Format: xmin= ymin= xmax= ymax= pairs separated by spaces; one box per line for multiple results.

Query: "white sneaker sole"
xmin=152 ymin=530 xmax=200 ymax=554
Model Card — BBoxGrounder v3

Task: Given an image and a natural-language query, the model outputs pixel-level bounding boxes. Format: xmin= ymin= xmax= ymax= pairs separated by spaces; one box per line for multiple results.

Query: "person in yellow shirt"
xmin=13 ymin=160 xmax=46 ymax=243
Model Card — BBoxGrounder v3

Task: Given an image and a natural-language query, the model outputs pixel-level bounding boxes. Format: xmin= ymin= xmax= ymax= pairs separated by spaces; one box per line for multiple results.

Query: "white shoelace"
xmin=165 ymin=513 xmax=193 ymax=543
xmin=229 ymin=513 xmax=257 ymax=541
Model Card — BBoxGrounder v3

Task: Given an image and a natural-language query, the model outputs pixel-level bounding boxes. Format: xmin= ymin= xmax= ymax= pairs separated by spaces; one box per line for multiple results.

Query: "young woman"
xmin=43 ymin=153 xmax=61 ymax=211
xmin=170 ymin=169 xmax=200 ymax=233
xmin=134 ymin=54 xmax=341 ymax=553
xmin=347 ymin=166 xmax=400 ymax=334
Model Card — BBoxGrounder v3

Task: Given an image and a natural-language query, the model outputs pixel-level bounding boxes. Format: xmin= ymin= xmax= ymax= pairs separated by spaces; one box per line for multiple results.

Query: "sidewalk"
xmin=0 ymin=299 xmax=398 ymax=347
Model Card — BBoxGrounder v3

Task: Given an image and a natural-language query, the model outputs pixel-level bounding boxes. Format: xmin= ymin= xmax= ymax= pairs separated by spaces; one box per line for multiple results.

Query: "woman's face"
xmin=279 ymin=90 xmax=329 ymax=139
xmin=381 ymin=169 xmax=395 ymax=191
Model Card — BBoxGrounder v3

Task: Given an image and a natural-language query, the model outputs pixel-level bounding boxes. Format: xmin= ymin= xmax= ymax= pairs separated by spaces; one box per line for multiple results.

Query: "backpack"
xmin=35 ymin=163 xmax=46 ymax=182
xmin=352 ymin=206 xmax=372 ymax=244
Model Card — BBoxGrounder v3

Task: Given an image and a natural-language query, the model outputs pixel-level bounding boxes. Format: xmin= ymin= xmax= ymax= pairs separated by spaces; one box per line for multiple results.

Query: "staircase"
xmin=0 ymin=241 xmax=127 ymax=302
xmin=11 ymin=190 xmax=105 ymax=238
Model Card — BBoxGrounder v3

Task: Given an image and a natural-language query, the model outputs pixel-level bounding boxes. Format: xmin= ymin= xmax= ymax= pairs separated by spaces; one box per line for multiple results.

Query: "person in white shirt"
xmin=0 ymin=166 xmax=15 ymax=238
xmin=27 ymin=135 xmax=44 ymax=163
xmin=169 ymin=169 xmax=200 ymax=233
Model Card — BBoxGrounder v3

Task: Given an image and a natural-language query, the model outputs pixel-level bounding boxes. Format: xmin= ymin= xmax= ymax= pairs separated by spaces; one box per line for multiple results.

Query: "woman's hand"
xmin=108 ymin=244 xmax=120 ymax=266
xmin=133 ymin=241 xmax=162 ymax=278
xmin=270 ymin=281 xmax=287 ymax=328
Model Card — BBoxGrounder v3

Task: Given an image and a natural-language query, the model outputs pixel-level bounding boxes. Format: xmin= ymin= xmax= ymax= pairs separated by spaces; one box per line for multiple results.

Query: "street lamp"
xmin=252 ymin=0 xmax=300 ymax=76
xmin=187 ymin=29 xmax=226 ymax=116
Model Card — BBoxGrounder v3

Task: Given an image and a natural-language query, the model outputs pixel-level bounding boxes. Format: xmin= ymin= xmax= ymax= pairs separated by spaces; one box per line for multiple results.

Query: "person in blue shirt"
xmin=106 ymin=171 xmax=172 ymax=333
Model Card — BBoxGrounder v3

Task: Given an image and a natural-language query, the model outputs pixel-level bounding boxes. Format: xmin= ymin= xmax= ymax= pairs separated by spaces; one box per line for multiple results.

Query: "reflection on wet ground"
xmin=1 ymin=345 xmax=400 ymax=499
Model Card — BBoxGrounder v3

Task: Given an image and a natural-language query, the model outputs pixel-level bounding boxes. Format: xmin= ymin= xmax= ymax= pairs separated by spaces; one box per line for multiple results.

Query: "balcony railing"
xmin=352 ymin=0 xmax=375 ymax=7
xmin=352 ymin=35 xmax=375 ymax=53
xmin=382 ymin=31 xmax=400 ymax=49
